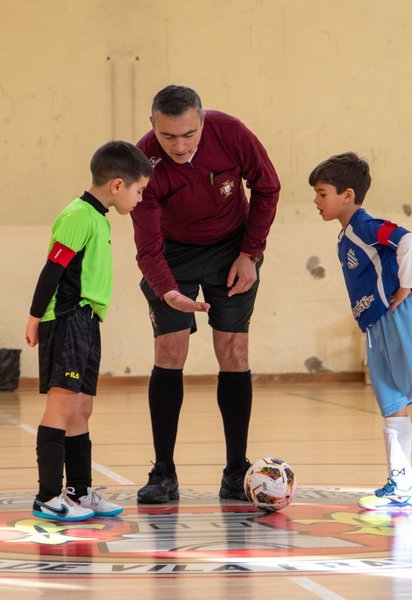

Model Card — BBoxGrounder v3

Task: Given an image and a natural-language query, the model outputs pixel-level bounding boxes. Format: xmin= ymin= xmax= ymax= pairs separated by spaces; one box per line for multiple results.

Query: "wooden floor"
xmin=0 ymin=379 xmax=411 ymax=599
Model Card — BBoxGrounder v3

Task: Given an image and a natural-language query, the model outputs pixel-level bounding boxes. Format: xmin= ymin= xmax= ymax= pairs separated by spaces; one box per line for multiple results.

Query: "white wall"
xmin=2 ymin=219 xmax=362 ymax=377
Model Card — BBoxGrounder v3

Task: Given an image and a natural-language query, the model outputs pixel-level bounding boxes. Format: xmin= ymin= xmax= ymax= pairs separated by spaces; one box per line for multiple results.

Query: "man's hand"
xmin=227 ymin=254 xmax=258 ymax=297
xmin=163 ymin=290 xmax=210 ymax=313
xmin=390 ymin=287 xmax=411 ymax=312
xmin=25 ymin=315 xmax=41 ymax=347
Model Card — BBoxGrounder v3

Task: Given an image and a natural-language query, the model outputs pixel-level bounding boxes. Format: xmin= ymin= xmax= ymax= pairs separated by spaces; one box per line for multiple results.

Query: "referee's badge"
xmin=220 ymin=179 xmax=234 ymax=198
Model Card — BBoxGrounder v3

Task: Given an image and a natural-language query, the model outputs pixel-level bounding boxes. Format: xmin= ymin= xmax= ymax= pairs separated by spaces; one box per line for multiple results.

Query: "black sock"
xmin=149 ymin=365 xmax=183 ymax=471
xmin=217 ymin=371 xmax=252 ymax=472
xmin=36 ymin=425 xmax=65 ymax=501
xmin=65 ymin=433 xmax=92 ymax=499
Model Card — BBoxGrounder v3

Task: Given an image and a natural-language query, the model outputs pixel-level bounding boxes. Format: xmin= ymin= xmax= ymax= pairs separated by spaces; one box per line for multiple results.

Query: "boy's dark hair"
xmin=151 ymin=85 xmax=203 ymax=117
xmin=91 ymin=141 xmax=153 ymax=187
xmin=308 ymin=152 xmax=371 ymax=205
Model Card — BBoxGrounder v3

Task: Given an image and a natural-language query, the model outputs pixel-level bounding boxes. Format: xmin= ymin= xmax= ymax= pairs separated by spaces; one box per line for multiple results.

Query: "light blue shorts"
xmin=366 ymin=295 xmax=412 ymax=416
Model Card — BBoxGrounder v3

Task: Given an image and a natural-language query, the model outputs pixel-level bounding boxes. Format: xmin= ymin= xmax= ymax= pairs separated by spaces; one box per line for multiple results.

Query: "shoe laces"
xmin=147 ymin=462 xmax=170 ymax=484
xmin=62 ymin=487 xmax=79 ymax=506
xmin=376 ymin=478 xmax=396 ymax=497
xmin=84 ymin=486 xmax=106 ymax=503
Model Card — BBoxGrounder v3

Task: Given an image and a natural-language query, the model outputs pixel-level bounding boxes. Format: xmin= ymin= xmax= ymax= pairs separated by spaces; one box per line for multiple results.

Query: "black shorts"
xmin=140 ymin=229 xmax=263 ymax=337
xmin=38 ymin=304 xmax=101 ymax=395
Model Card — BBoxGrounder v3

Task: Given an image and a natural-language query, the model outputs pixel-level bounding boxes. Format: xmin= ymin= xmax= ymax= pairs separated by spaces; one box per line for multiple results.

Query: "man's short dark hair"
xmin=151 ymin=85 xmax=203 ymax=117
xmin=308 ymin=152 xmax=371 ymax=205
xmin=91 ymin=141 xmax=153 ymax=187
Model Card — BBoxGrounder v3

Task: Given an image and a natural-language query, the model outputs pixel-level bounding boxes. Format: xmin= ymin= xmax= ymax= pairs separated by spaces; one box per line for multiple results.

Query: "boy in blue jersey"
xmin=309 ymin=152 xmax=412 ymax=510
xmin=26 ymin=141 xmax=152 ymax=521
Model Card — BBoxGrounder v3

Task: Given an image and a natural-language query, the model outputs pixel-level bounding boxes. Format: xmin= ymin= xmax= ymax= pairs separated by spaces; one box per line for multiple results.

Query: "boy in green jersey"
xmin=25 ymin=141 xmax=152 ymax=521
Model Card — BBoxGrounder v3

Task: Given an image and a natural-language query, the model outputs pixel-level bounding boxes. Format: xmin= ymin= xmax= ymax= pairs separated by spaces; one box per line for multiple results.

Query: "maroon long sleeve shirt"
xmin=131 ymin=110 xmax=280 ymax=298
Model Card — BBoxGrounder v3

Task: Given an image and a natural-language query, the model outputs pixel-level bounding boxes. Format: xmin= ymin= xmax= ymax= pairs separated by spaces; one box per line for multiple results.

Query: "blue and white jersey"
xmin=338 ymin=209 xmax=410 ymax=331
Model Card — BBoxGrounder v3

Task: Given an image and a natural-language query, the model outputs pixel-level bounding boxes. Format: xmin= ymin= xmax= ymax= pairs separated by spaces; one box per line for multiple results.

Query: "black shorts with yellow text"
xmin=38 ymin=304 xmax=101 ymax=395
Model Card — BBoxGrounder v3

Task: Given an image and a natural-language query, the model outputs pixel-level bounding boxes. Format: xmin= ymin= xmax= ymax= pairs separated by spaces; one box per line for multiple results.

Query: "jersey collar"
xmin=80 ymin=191 xmax=109 ymax=216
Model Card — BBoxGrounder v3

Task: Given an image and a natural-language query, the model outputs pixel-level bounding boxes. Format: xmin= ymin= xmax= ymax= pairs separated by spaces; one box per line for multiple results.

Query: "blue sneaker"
xmin=359 ymin=478 xmax=412 ymax=510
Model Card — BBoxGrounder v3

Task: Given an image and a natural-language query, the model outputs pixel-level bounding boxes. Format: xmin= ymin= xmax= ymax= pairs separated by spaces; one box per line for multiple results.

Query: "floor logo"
xmin=0 ymin=488 xmax=411 ymax=575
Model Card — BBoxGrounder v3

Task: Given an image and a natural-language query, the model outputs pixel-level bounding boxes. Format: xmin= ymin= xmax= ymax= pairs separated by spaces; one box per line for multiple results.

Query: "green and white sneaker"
xmin=32 ymin=487 xmax=95 ymax=521
xmin=79 ymin=486 xmax=123 ymax=517
xmin=359 ymin=478 xmax=412 ymax=510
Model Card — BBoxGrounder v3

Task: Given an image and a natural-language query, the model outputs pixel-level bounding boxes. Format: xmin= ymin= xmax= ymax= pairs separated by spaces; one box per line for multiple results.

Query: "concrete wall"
xmin=1 ymin=0 xmax=411 ymax=377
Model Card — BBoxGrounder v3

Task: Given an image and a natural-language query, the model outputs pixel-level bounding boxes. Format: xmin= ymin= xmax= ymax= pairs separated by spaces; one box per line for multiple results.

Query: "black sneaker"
xmin=219 ymin=459 xmax=251 ymax=500
xmin=137 ymin=462 xmax=179 ymax=504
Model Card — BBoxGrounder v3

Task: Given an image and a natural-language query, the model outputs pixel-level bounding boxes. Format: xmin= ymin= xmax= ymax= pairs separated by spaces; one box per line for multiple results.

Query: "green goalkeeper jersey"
xmin=41 ymin=193 xmax=112 ymax=322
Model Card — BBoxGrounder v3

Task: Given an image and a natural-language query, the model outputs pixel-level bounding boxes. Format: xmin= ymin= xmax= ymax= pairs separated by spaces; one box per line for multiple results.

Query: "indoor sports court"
xmin=2 ymin=1 xmax=412 ymax=599
xmin=1 ymin=378 xmax=411 ymax=599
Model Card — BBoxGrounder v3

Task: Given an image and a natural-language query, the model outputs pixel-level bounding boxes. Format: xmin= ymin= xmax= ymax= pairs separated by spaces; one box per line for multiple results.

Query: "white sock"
xmin=383 ymin=416 xmax=412 ymax=491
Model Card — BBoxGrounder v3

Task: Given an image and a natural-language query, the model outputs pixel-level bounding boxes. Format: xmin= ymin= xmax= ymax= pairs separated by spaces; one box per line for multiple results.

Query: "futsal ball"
xmin=244 ymin=457 xmax=297 ymax=511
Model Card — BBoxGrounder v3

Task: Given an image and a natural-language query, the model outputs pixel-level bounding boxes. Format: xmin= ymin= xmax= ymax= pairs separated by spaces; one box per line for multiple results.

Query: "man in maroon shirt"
xmin=131 ymin=85 xmax=280 ymax=503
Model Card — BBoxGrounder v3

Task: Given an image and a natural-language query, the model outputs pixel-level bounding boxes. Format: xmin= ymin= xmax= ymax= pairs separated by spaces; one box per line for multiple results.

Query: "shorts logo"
xmin=220 ymin=179 xmax=234 ymax=198
xmin=149 ymin=308 xmax=157 ymax=330
xmin=65 ymin=371 xmax=80 ymax=379
xmin=391 ymin=468 xmax=406 ymax=477
xmin=347 ymin=248 xmax=359 ymax=269
xmin=352 ymin=294 xmax=374 ymax=319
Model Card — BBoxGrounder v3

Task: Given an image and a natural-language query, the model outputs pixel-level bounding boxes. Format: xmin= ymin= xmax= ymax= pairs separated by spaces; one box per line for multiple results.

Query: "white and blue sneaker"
xmin=32 ymin=487 xmax=95 ymax=521
xmin=79 ymin=486 xmax=123 ymax=517
xmin=359 ymin=478 xmax=412 ymax=510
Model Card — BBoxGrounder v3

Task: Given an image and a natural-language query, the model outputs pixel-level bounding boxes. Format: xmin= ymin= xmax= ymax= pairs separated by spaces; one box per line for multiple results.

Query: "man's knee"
xmin=154 ymin=330 xmax=191 ymax=369
xmin=213 ymin=331 xmax=249 ymax=371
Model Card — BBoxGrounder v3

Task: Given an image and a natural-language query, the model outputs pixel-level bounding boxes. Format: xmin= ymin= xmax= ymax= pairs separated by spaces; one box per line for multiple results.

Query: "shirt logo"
xmin=346 ymin=248 xmax=359 ymax=269
xmin=149 ymin=156 xmax=162 ymax=168
xmin=352 ymin=294 xmax=374 ymax=319
xmin=220 ymin=179 xmax=234 ymax=198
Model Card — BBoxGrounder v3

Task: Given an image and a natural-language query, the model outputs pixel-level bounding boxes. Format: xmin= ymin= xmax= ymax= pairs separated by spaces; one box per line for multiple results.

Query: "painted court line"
xmin=289 ymin=577 xmax=347 ymax=600
xmin=0 ymin=410 xmax=135 ymax=485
